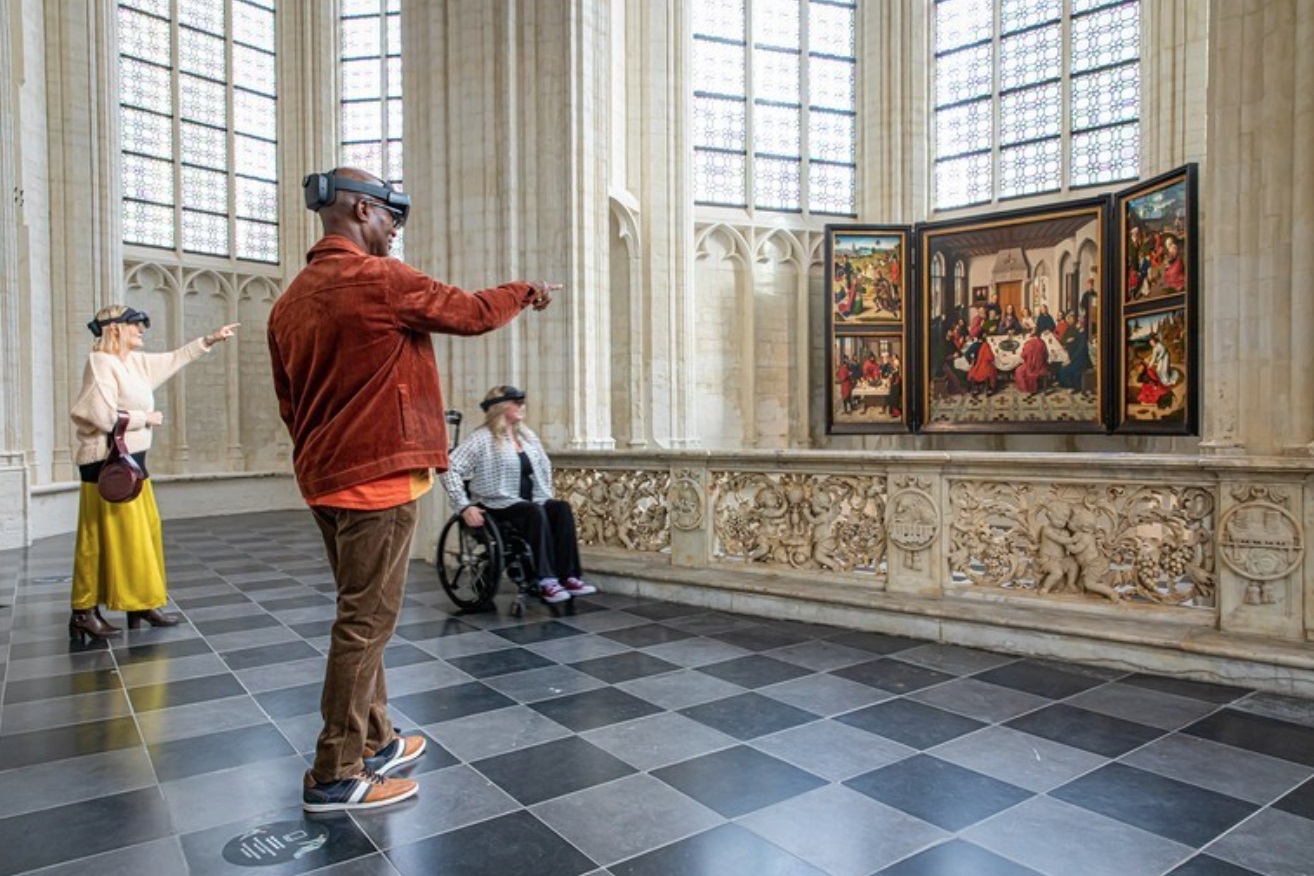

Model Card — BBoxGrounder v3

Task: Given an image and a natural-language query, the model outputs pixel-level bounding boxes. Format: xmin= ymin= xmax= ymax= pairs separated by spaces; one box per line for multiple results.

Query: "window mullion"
xmin=991 ymin=0 xmax=1001 ymax=202
xmin=1061 ymin=0 xmax=1072 ymax=188
xmin=744 ymin=1 xmax=755 ymax=214
xmin=799 ymin=1 xmax=809 ymax=217
xmin=170 ymin=0 xmax=183 ymax=257
xmin=226 ymin=1 xmax=237 ymax=259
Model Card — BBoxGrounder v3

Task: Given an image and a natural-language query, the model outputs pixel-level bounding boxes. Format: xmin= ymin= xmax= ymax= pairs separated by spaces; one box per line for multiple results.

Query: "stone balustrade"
xmin=551 ymin=450 xmax=1314 ymax=696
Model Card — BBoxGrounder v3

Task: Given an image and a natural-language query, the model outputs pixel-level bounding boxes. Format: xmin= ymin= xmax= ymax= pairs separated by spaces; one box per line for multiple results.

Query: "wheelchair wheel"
xmin=437 ymin=515 xmax=504 ymax=611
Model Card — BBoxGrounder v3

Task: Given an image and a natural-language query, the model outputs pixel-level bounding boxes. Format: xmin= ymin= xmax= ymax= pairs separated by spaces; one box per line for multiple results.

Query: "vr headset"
xmin=480 ymin=386 xmax=526 ymax=412
xmin=302 ymin=170 xmax=411 ymax=227
xmin=87 ymin=307 xmax=150 ymax=338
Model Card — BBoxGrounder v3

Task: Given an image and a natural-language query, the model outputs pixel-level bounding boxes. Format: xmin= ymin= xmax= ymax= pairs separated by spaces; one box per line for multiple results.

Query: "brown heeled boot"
xmin=126 ymin=607 xmax=180 ymax=629
xmin=94 ymin=607 xmax=121 ymax=633
xmin=69 ymin=609 xmax=119 ymax=643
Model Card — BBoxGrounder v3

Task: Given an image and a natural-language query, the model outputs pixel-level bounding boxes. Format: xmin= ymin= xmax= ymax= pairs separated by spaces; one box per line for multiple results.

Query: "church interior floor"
xmin=1 ymin=510 xmax=1312 ymax=876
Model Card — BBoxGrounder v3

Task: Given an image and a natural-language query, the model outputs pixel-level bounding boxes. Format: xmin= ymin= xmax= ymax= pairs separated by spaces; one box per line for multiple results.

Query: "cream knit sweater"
xmin=70 ymin=338 xmax=211 ymax=465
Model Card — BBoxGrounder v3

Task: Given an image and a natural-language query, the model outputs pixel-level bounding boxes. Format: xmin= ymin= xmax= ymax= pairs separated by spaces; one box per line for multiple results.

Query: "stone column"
xmin=43 ymin=1 xmax=124 ymax=481
xmin=623 ymin=0 xmax=699 ymax=449
xmin=1202 ymin=0 xmax=1314 ymax=455
xmin=859 ymin=0 xmax=926 ymax=221
xmin=402 ymin=0 xmax=613 ymax=451
xmin=1139 ymin=0 xmax=1209 ymax=170
xmin=0 ymin=0 xmax=28 ymax=547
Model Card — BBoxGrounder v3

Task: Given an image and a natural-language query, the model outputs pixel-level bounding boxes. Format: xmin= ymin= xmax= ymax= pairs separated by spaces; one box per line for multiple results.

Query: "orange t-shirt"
xmin=308 ymin=469 xmax=433 ymax=510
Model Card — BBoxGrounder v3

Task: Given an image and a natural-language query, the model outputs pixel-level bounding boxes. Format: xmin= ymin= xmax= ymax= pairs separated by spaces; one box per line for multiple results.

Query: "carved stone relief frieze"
xmin=709 ymin=470 xmax=887 ymax=577
xmin=949 ymin=482 xmax=1216 ymax=606
xmin=554 ymin=468 xmax=671 ymax=553
xmin=1219 ymin=486 xmax=1304 ymax=609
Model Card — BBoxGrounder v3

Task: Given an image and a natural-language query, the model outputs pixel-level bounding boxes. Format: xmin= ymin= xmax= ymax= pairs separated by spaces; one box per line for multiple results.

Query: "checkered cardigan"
xmin=439 ymin=424 xmax=553 ymax=511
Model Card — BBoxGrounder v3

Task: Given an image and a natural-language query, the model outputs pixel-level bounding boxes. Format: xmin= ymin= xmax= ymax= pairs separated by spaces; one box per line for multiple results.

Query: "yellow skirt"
xmin=71 ymin=480 xmax=168 ymax=611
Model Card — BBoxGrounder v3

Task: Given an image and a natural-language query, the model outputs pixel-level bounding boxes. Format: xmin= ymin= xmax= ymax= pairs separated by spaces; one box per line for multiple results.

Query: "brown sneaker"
xmin=302 ymin=769 xmax=418 ymax=812
xmin=364 ymin=733 xmax=427 ymax=775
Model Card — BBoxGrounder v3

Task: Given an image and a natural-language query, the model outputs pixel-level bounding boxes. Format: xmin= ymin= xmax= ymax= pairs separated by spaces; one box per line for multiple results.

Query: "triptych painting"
xmin=824 ymin=164 xmax=1198 ymax=436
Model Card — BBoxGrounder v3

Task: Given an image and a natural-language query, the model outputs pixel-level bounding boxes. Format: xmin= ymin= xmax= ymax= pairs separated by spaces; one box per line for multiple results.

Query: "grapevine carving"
xmin=709 ymin=470 xmax=887 ymax=577
xmin=555 ymin=468 xmax=671 ymax=552
xmin=948 ymin=482 xmax=1215 ymax=606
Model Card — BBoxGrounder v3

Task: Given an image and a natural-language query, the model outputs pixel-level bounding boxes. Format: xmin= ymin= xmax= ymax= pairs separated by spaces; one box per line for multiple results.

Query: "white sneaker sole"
xmin=302 ymin=781 xmax=418 ymax=812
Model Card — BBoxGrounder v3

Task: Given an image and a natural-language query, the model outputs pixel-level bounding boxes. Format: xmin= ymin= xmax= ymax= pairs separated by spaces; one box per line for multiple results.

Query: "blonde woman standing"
xmin=440 ymin=385 xmax=595 ymax=605
xmin=68 ymin=304 xmax=238 ymax=641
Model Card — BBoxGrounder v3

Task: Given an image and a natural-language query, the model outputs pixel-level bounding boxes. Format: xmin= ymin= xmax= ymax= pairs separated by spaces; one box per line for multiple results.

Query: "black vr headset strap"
xmin=302 ymin=171 xmax=411 ymax=212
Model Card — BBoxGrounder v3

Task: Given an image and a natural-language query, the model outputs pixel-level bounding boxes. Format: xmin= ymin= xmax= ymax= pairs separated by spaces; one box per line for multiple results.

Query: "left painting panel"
xmin=826 ymin=226 xmax=913 ymax=433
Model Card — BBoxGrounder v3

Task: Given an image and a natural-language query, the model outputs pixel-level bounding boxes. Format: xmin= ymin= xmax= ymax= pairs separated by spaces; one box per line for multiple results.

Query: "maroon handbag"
xmin=97 ymin=411 xmax=145 ymax=503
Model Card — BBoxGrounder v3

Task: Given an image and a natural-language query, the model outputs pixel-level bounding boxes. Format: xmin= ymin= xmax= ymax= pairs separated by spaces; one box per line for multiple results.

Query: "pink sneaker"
xmin=539 ymin=579 xmax=571 ymax=604
xmin=563 ymin=577 xmax=597 ymax=596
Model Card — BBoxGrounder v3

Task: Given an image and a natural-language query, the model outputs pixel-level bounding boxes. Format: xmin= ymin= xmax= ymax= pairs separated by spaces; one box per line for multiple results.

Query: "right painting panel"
xmin=1115 ymin=164 xmax=1199 ymax=433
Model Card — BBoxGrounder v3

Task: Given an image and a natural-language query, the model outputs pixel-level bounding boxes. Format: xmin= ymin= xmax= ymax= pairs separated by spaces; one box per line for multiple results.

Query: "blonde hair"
xmin=481 ymin=385 xmax=527 ymax=445
xmin=91 ymin=304 xmax=132 ymax=354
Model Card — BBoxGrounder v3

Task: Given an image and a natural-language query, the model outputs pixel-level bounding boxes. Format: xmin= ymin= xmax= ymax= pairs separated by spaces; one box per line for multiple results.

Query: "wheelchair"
xmin=434 ymin=410 xmax=571 ymax=618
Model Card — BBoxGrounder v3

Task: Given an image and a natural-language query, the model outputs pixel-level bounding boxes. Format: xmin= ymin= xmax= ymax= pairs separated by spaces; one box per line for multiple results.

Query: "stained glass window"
xmin=693 ymin=0 xmax=857 ymax=217
xmin=340 ymin=0 xmax=405 ymax=260
xmin=117 ymin=0 xmax=280 ymax=262
xmin=933 ymin=0 xmax=1140 ymax=209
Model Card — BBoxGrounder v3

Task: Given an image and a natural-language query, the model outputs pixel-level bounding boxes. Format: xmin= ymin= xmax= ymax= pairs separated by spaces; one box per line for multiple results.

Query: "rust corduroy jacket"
xmin=269 ymin=235 xmax=533 ymax=500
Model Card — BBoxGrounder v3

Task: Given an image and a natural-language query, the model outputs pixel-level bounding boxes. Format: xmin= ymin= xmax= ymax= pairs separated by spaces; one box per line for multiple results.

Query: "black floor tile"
xmin=827 ymin=630 xmax=925 ymax=655
xmin=1166 ymin=856 xmax=1264 ymax=876
xmin=876 ymin=839 xmax=1044 ymax=875
xmin=1120 ymin=673 xmax=1251 ymax=704
xmin=831 ymin=658 xmax=954 ymax=693
xmin=2 ymin=668 xmax=123 ymax=704
xmin=383 ymin=642 xmax=438 ymax=668
xmin=0 ymin=715 xmax=141 ymax=770
xmin=8 ymin=636 xmax=111 ymax=660
xmin=846 ymin=754 xmax=1032 ymax=831
xmin=1005 ymin=703 xmax=1163 ymax=757
xmin=624 ymin=601 xmax=707 ymax=621
xmin=611 ymin=823 xmax=826 ymax=876
xmin=974 ymin=660 xmax=1107 ymax=699
xmin=192 ymin=613 xmax=284 ymax=635
xmin=289 ymin=618 xmax=336 ymax=639
xmin=387 ymin=810 xmax=596 ymax=876
xmin=530 ymin=685 xmax=663 ymax=732
xmin=836 ymin=697 xmax=985 ymax=749
xmin=147 ymin=722 xmax=296 ymax=782
xmin=260 ymin=594 xmax=334 ymax=612
xmin=1184 ymin=708 xmax=1314 ymax=766
xmin=446 ymin=646 xmax=555 ymax=678
xmin=695 ymin=654 xmax=814 ymax=689
xmin=570 ymin=650 xmax=682 ymax=683
xmin=220 ymin=640 xmax=321 ymax=670
xmin=0 ymin=787 xmax=174 ymax=876
xmin=1274 ymin=776 xmax=1314 ymax=820
xmin=651 ymin=745 xmax=826 ymax=818
xmin=492 ymin=619 xmax=588 ymax=645
xmin=708 ymin=624 xmax=810 ymax=652
xmin=1052 ymin=762 xmax=1256 ymax=846
xmin=601 ymin=622 xmax=696 ymax=648
xmin=128 ymin=672 xmax=248 ymax=711
xmin=679 ymin=691 xmax=819 ymax=740
xmin=173 ymin=591 xmax=250 ymax=609
xmin=392 ymin=617 xmax=478 ymax=641
xmin=390 ymin=681 xmax=515 ymax=724
xmin=472 ymin=735 xmax=636 ymax=806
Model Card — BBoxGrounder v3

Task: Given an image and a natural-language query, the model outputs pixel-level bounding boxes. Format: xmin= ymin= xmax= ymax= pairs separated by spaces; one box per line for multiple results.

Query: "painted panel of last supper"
xmin=921 ymin=200 xmax=1108 ymax=432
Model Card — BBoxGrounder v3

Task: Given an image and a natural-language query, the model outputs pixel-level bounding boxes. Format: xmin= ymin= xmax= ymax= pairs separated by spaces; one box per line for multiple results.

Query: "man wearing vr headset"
xmin=269 ymin=167 xmax=557 ymax=813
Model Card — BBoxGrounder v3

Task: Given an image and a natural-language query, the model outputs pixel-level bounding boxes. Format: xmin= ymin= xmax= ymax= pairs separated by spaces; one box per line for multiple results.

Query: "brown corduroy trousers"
xmin=309 ymin=500 xmax=417 ymax=783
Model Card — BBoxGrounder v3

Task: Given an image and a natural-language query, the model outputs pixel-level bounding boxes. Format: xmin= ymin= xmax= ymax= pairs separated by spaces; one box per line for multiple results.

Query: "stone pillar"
xmin=0 ymin=0 xmax=29 ymax=547
xmin=624 ymin=0 xmax=698 ymax=449
xmin=402 ymin=0 xmax=613 ymax=451
xmin=43 ymin=1 xmax=124 ymax=481
xmin=859 ymin=0 xmax=926 ymax=222
xmin=1202 ymin=0 xmax=1314 ymax=455
xmin=1140 ymin=0 xmax=1209 ymax=170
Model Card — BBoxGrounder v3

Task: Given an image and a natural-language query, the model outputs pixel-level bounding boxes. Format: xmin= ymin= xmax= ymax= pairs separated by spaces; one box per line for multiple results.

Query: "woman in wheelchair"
xmin=438 ymin=385 xmax=596 ymax=604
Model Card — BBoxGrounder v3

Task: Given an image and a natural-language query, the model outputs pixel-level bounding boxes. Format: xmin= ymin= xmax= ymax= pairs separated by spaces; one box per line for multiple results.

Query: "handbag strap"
xmin=108 ymin=410 xmax=132 ymax=461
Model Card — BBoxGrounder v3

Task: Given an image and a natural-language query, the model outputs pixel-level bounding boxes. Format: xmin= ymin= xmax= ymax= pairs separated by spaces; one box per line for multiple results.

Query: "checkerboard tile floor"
xmin=1 ymin=510 xmax=1312 ymax=876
